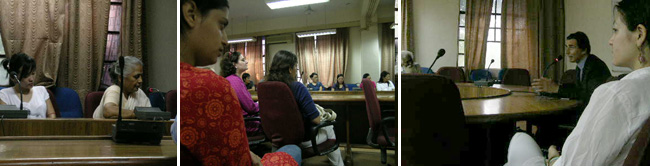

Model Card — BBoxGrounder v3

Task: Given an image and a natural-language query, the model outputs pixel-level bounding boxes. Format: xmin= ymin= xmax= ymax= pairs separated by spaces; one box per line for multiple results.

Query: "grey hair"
xmin=109 ymin=56 xmax=143 ymax=85
xmin=401 ymin=50 xmax=415 ymax=67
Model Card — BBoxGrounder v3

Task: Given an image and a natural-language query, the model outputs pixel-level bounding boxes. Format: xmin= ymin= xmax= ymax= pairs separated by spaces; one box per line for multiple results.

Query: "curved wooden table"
xmin=456 ymin=83 xmax=580 ymax=123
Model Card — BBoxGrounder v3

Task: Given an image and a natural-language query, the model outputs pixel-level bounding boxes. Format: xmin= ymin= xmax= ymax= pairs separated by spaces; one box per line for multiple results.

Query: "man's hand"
xmin=532 ymin=78 xmax=560 ymax=93
xmin=548 ymin=145 xmax=560 ymax=159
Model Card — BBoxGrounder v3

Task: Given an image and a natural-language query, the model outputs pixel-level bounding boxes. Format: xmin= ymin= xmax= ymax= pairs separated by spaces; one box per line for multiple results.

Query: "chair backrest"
xmin=502 ymin=68 xmax=532 ymax=86
xmin=54 ymin=87 xmax=83 ymax=118
xmin=561 ymin=69 xmax=578 ymax=85
xmin=470 ymin=69 xmax=493 ymax=81
xmin=84 ymin=91 xmax=104 ymax=118
xmin=149 ymin=92 xmax=166 ymax=112
xmin=624 ymin=117 xmax=650 ymax=166
xmin=401 ymin=74 xmax=468 ymax=165
xmin=498 ymin=68 xmax=508 ymax=81
xmin=46 ymin=88 xmax=61 ymax=118
xmin=437 ymin=67 xmax=467 ymax=83
xmin=362 ymin=78 xmax=382 ymax=135
xmin=166 ymin=90 xmax=177 ymax=118
xmin=258 ymin=81 xmax=305 ymax=148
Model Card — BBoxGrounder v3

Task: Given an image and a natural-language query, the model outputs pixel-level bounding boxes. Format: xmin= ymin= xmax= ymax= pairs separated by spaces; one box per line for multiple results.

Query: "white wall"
xmin=145 ymin=0 xmax=177 ymax=92
xmin=565 ymin=0 xmax=630 ymax=76
xmin=412 ymin=0 xmax=460 ymax=73
xmin=268 ymin=42 xmax=295 ymax=64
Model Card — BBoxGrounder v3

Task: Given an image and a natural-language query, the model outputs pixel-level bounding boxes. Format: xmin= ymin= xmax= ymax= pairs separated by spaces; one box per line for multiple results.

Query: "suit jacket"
xmin=543 ymin=54 xmax=611 ymax=106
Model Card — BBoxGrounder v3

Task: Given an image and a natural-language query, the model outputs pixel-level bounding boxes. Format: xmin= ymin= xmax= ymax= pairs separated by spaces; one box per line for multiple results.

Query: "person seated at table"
xmin=532 ymin=31 xmax=611 ymax=106
xmin=180 ymin=0 xmax=300 ymax=165
xmin=93 ymin=56 xmax=150 ymax=119
xmin=360 ymin=73 xmax=376 ymax=90
xmin=401 ymin=50 xmax=421 ymax=74
xmin=505 ymin=1 xmax=650 ymax=165
xmin=242 ymin=73 xmax=255 ymax=90
xmin=220 ymin=51 xmax=262 ymax=136
xmin=332 ymin=74 xmax=348 ymax=91
xmin=0 ymin=53 xmax=55 ymax=119
xmin=306 ymin=72 xmax=324 ymax=91
xmin=266 ymin=50 xmax=344 ymax=166
xmin=376 ymin=71 xmax=395 ymax=91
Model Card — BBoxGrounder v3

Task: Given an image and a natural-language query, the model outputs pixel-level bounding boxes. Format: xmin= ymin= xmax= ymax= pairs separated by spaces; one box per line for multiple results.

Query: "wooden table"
xmin=456 ymin=83 xmax=580 ymax=124
xmin=0 ymin=136 xmax=176 ymax=165
xmin=251 ymin=90 xmax=396 ymax=166
xmin=0 ymin=118 xmax=174 ymax=136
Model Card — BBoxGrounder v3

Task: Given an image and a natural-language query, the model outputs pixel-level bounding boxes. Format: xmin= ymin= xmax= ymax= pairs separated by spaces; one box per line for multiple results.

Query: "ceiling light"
xmin=228 ymin=37 xmax=256 ymax=44
xmin=266 ymin=0 xmax=329 ymax=10
xmin=296 ymin=29 xmax=336 ymax=38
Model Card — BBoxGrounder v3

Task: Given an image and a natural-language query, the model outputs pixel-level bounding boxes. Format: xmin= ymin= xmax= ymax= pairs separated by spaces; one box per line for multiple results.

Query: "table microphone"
xmin=486 ymin=59 xmax=495 ymax=81
xmin=9 ymin=72 xmax=23 ymax=111
xmin=427 ymin=49 xmax=446 ymax=74
xmin=543 ymin=55 xmax=564 ymax=77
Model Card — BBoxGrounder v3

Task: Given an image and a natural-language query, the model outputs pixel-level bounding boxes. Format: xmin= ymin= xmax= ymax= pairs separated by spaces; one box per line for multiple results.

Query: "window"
xmin=457 ymin=0 xmax=502 ymax=69
xmin=100 ymin=0 xmax=123 ymax=90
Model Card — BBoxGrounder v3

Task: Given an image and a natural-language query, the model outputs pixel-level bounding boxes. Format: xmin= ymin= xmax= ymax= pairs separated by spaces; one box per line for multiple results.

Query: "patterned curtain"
xmin=381 ymin=23 xmax=396 ymax=78
xmin=501 ymin=0 xmax=540 ymax=79
xmin=401 ymin=0 xmax=414 ymax=53
xmin=120 ymin=0 xmax=146 ymax=87
xmin=244 ymin=37 xmax=263 ymax=83
xmin=464 ymin=0 xmax=494 ymax=75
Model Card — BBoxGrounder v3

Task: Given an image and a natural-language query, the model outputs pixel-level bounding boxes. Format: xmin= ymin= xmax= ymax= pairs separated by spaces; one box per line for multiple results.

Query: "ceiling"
xmin=228 ymin=0 xmax=394 ymax=22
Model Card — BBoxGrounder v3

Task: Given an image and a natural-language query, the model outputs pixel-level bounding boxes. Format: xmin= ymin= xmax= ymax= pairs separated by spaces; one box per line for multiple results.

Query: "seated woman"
xmin=306 ymin=72 xmax=325 ymax=91
xmin=332 ymin=74 xmax=348 ymax=91
xmin=266 ymin=50 xmax=344 ymax=166
xmin=376 ymin=71 xmax=395 ymax=91
xmin=93 ymin=56 xmax=150 ymax=119
xmin=0 ymin=53 xmax=55 ymax=119
xmin=220 ymin=52 xmax=262 ymax=136
xmin=505 ymin=0 xmax=650 ymax=165
xmin=360 ymin=73 xmax=376 ymax=90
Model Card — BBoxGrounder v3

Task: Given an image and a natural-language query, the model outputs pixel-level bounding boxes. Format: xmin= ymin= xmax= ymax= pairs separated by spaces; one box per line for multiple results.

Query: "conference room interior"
xmin=0 ymin=0 xmax=177 ymax=165
xmin=188 ymin=0 xmax=398 ymax=165
xmin=400 ymin=0 xmax=632 ymax=165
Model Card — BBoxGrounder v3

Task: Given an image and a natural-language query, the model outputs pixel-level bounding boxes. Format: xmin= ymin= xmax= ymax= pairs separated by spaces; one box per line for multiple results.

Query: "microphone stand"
xmin=11 ymin=74 xmax=23 ymax=111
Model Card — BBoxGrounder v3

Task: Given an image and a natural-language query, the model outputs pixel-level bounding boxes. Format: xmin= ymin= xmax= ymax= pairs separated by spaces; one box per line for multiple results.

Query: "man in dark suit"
xmin=533 ymin=31 xmax=611 ymax=106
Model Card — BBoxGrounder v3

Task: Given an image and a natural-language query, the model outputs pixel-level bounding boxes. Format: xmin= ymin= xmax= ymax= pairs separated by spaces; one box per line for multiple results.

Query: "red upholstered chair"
xmin=502 ymin=68 xmax=532 ymax=86
xmin=624 ymin=117 xmax=650 ymax=166
xmin=361 ymin=78 xmax=396 ymax=164
xmin=245 ymin=116 xmax=266 ymax=146
xmin=258 ymin=81 xmax=339 ymax=158
xmin=84 ymin=91 xmax=104 ymax=118
xmin=437 ymin=66 xmax=467 ymax=83
xmin=165 ymin=90 xmax=177 ymax=118
xmin=401 ymin=74 xmax=468 ymax=165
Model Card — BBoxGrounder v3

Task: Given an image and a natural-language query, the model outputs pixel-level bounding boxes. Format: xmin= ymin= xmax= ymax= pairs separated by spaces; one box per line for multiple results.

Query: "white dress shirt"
xmin=376 ymin=81 xmax=395 ymax=91
xmin=555 ymin=66 xmax=650 ymax=166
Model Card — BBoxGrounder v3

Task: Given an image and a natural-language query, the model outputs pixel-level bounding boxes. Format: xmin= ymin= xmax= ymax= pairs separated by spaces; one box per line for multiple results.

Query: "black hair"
xmin=363 ymin=73 xmax=370 ymax=79
xmin=1 ymin=53 xmax=36 ymax=86
xmin=242 ymin=73 xmax=250 ymax=80
xmin=310 ymin=72 xmax=318 ymax=79
xmin=180 ymin=0 xmax=230 ymax=37
xmin=266 ymin=50 xmax=298 ymax=87
xmin=567 ymin=31 xmax=591 ymax=54
xmin=616 ymin=0 xmax=650 ymax=48
xmin=379 ymin=71 xmax=390 ymax=83
xmin=220 ymin=51 xmax=242 ymax=77
xmin=336 ymin=74 xmax=346 ymax=87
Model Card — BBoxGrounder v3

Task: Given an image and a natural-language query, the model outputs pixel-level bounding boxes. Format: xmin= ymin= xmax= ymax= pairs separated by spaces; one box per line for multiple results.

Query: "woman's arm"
xmin=103 ymin=102 xmax=136 ymax=119
xmin=46 ymin=99 xmax=56 ymax=118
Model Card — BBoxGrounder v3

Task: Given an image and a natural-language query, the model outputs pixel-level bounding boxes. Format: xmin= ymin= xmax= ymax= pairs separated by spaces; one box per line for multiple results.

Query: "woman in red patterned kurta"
xmin=180 ymin=0 xmax=299 ymax=165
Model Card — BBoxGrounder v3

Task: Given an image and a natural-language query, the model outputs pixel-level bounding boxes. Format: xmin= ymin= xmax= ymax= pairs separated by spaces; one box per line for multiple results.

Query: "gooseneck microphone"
xmin=543 ymin=55 xmax=564 ymax=77
xmin=9 ymin=72 xmax=23 ymax=111
xmin=486 ymin=59 xmax=495 ymax=81
xmin=117 ymin=56 xmax=125 ymax=122
xmin=428 ymin=49 xmax=446 ymax=74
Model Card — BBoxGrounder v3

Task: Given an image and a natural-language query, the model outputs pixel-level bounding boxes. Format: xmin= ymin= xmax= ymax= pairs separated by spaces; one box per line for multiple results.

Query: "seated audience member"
xmin=93 ymin=56 xmax=150 ymax=119
xmin=242 ymin=73 xmax=255 ymax=90
xmin=220 ymin=51 xmax=262 ymax=136
xmin=401 ymin=50 xmax=421 ymax=73
xmin=306 ymin=72 xmax=325 ymax=91
xmin=0 ymin=53 xmax=55 ymax=119
xmin=179 ymin=0 xmax=300 ymax=165
xmin=376 ymin=71 xmax=395 ymax=91
xmin=332 ymin=74 xmax=348 ymax=91
xmin=505 ymin=0 xmax=650 ymax=165
xmin=266 ymin=50 xmax=344 ymax=166
xmin=360 ymin=73 xmax=376 ymax=90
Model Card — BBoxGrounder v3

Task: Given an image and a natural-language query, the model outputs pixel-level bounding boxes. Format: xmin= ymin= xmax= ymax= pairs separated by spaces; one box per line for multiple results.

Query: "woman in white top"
xmin=376 ymin=71 xmax=395 ymax=91
xmin=504 ymin=0 xmax=650 ymax=165
xmin=93 ymin=56 xmax=150 ymax=119
xmin=0 ymin=53 xmax=55 ymax=119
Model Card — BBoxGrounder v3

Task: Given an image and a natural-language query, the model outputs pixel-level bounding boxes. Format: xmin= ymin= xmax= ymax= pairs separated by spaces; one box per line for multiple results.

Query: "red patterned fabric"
xmin=260 ymin=152 xmax=299 ymax=166
xmin=180 ymin=62 xmax=252 ymax=166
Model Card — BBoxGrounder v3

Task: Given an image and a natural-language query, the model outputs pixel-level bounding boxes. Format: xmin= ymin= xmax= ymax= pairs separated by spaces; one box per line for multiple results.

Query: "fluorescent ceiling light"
xmin=296 ymin=29 xmax=336 ymax=38
xmin=266 ymin=0 xmax=329 ymax=10
xmin=228 ymin=37 xmax=256 ymax=44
